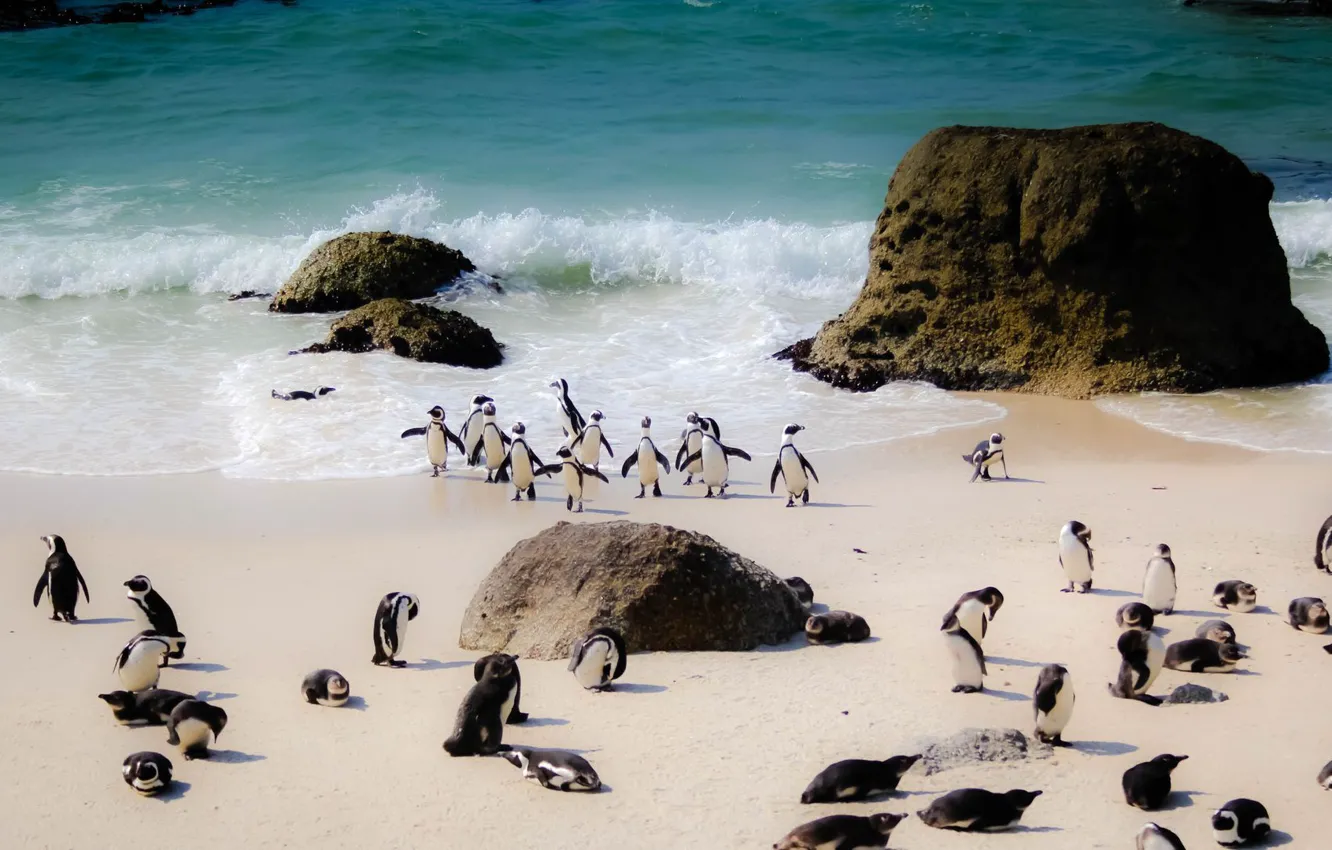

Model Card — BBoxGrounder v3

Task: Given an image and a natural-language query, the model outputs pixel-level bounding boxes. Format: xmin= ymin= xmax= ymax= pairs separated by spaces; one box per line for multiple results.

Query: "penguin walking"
xmin=1136 ymin=823 xmax=1186 ymax=850
xmin=1288 ymin=596 xmax=1330 ymax=633
xmin=680 ymin=418 xmax=751 ymax=498
xmin=942 ymin=587 xmax=1003 ymax=646
xmin=1316 ymin=514 xmax=1332 ymax=573
xmin=501 ymin=747 xmax=602 ymax=792
xmin=458 ymin=394 xmax=493 ymax=468
xmin=940 ymin=611 xmax=985 ymax=693
xmin=963 ymin=433 xmax=1007 ymax=482
xmin=302 ymin=669 xmax=350 ymax=707
xmin=542 ymin=446 xmax=609 ymax=513
xmin=1164 ymin=638 xmax=1245 ymax=673
xmin=166 ymin=699 xmax=227 ymax=760
xmin=1212 ymin=799 xmax=1271 ymax=846
xmin=124 ymin=575 xmax=184 ymax=665
xmin=570 ymin=409 xmax=613 ymax=472
xmin=799 ymin=754 xmax=921 ymax=803
xmin=568 ymin=627 xmax=627 ymax=691
xmin=468 ymin=401 xmax=512 ymax=483
xmin=1123 ymin=754 xmax=1189 ymax=810
xmin=498 ymin=422 xmax=553 ymax=502
xmin=371 ymin=592 xmax=419 ymax=667
xmin=113 ymin=633 xmax=171 ymax=692
xmin=272 ymin=386 xmax=336 ymax=401
xmin=33 ymin=534 xmax=89 ymax=623
xmin=122 ymin=752 xmax=174 ymax=796
xmin=1116 ymin=602 xmax=1156 ymax=632
xmin=770 ymin=424 xmax=819 ymax=507
xmin=1108 ymin=628 xmax=1165 ymax=705
xmin=1057 ymin=521 xmax=1094 ymax=593
xmin=1142 ymin=544 xmax=1177 ymax=614
xmin=1212 ymin=580 xmax=1258 ymax=613
xmin=621 ymin=416 xmax=671 ymax=498
xmin=401 ymin=405 xmax=466 ymax=476
xmin=550 ymin=378 xmax=586 ymax=438
xmin=774 ymin=813 xmax=907 ymax=850
xmin=1032 ymin=664 xmax=1075 ymax=746
xmin=675 ymin=412 xmax=705 ymax=485
xmin=917 ymin=788 xmax=1042 ymax=831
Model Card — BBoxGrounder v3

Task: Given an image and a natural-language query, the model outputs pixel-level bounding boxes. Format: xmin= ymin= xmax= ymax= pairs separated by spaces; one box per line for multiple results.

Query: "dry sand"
xmin=2 ymin=395 xmax=1330 ymax=849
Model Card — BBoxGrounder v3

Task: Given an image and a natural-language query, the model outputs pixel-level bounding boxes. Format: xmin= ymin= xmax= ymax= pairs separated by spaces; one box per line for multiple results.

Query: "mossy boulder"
xmin=299 ymin=298 xmax=503 ymax=367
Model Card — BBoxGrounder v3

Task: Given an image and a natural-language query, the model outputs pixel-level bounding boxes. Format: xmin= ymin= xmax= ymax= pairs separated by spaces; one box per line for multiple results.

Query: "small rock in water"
xmin=918 ymin=728 xmax=1049 ymax=775
xmin=1163 ymin=684 xmax=1229 ymax=704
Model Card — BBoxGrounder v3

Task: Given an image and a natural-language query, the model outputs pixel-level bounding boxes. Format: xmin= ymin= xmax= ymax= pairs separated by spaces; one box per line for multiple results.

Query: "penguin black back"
xmin=443 ymin=654 xmax=517 ymax=756
xmin=33 ymin=534 xmax=89 ymax=622
xmin=1122 ymin=754 xmax=1188 ymax=810
xmin=473 ymin=653 xmax=528 ymax=724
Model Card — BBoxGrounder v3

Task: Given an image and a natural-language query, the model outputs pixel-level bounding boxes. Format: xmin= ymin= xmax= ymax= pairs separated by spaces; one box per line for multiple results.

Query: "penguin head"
xmin=124 ymin=575 xmax=152 ymax=594
xmin=401 ymin=593 xmax=421 ymax=620
xmin=1217 ymin=643 xmax=1246 ymax=663
xmin=1068 ymin=521 xmax=1091 ymax=542
xmin=804 ymin=615 xmax=825 ymax=635
xmin=40 ymin=534 xmax=65 ymax=554
xmin=471 ymin=394 xmax=492 ymax=407
xmin=1312 ymin=601 xmax=1331 ymax=627
xmin=549 ymin=379 xmax=567 ymax=395
xmin=1154 ymin=543 xmax=1172 ymax=558
xmin=887 ymin=753 xmax=922 ymax=777
xmin=783 ymin=423 xmax=804 ymax=436
xmin=640 ymin=415 xmax=651 ymax=429
xmin=327 ymin=674 xmax=349 ymax=695
xmin=989 ymin=432 xmax=1004 ymax=445
xmin=1003 ymin=789 xmax=1043 ymax=809
xmin=1149 ymin=754 xmax=1189 ymax=773
xmin=478 ymin=653 xmax=516 ymax=682
xmin=512 ymin=421 xmax=526 ymax=436
xmin=978 ymin=586 xmax=1005 ymax=617
xmin=315 ymin=386 xmax=336 ymax=396
xmin=98 ymin=691 xmax=134 ymax=709
xmin=556 ymin=447 xmax=573 ymax=459
xmin=1212 ymin=809 xmax=1238 ymax=832
xmin=589 ymin=410 xmax=604 ymax=423
xmin=686 ymin=411 xmax=699 ymax=424
xmin=482 ymin=401 xmax=497 ymax=417
xmin=868 ymin=813 xmax=907 ymax=835
xmin=427 ymin=405 xmax=445 ymax=420
xmin=500 ymin=749 xmax=525 ymax=769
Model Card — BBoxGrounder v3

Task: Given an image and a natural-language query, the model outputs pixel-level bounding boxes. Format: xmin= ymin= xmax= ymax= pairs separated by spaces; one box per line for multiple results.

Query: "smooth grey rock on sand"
xmin=918 ymin=728 xmax=1051 ymax=776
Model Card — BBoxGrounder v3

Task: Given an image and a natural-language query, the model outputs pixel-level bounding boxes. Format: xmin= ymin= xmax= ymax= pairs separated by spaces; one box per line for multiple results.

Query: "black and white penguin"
xmin=542 ymin=446 xmax=609 ymax=513
xmin=1136 ymin=822 xmax=1187 ymax=850
xmin=675 ymin=411 xmax=705 ymax=485
xmin=1213 ymin=580 xmax=1258 ymax=613
xmin=271 ymin=386 xmax=336 ymax=401
xmin=122 ymin=751 xmax=173 ymax=796
xmin=132 ymin=630 xmax=186 ymax=669
xmin=799 ymin=754 xmax=921 ymax=803
xmin=570 ymin=409 xmax=613 ymax=471
xmin=549 ymin=378 xmax=586 ymax=438
xmin=469 ymin=401 xmax=512 ymax=483
xmin=1116 ymin=602 xmax=1156 ymax=632
xmin=774 ymin=813 xmax=907 ymax=850
xmin=1108 ymin=628 xmax=1165 ymax=705
xmin=1196 ymin=619 xmax=1237 ymax=644
xmin=621 ymin=416 xmax=671 ymax=498
xmin=680 ymin=419 xmax=751 ymax=498
xmin=1057 ymin=521 xmax=1094 ymax=593
xmin=498 ymin=422 xmax=553 ymax=502
xmin=784 ymin=577 xmax=815 ymax=609
xmin=371 ymin=591 xmax=419 ymax=667
xmin=1164 ymin=638 xmax=1245 ymax=673
xmin=962 ymin=433 xmax=1007 ymax=482
xmin=33 ymin=534 xmax=89 ymax=623
xmin=1288 ymin=596 xmax=1330 ymax=633
xmin=166 ymin=698 xmax=227 ymax=760
xmin=442 ymin=654 xmax=518 ymax=756
xmin=942 ymin=586 xmax=1004 ymax=645
xmin=1212 ymin=798 xmax=1271 ymax=846
xmin=124 ymin=576 xmax=184 ymax=665
xmin=473 ymin=653 xmax=527 ymax=723
xmin=113 ymin=632 xmax=171 ymax=692
xmin=806 ymin=610 xmax=871 ymax=645
xmin=770 ymin=423 xmax=819 ymax=507
xmin=568 ymin=627 xmax=627 ymax=691
xmin=940 ymin=611 xmax=985 ymax=693
xmin=500 ymin=747 xmax=602 ymax=792
xmin=1316 ymin=514 xmax=1332 ymax=573
xmin=400 ymin=405 xmax=466 ymax=476
xmin=1122 ymin=754 xmax=1188 ymax=810
xmin=1142 ymin=544 xmax=1177 ymax=614
xmin=917 ymin=788 xmax=1042 ymax=831
xmin=302 ymin=669 xmax=350 ymax=707
xmin=458 ymin=394 xmax=493 ymax=468
xmin=1032 ymin=664 xmax=1075 ymax=746
xmin=98 ymin=688 xmax=192 ymax=726
xmin=1318 ymin=759 xmax=1332 ymax=790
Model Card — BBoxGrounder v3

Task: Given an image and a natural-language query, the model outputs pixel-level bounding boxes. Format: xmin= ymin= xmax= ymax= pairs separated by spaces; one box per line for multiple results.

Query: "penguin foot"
xmin=184 ymin=748 xmax=211 ymax=761
xmin=526 ymin=486 xmax=536 ymax=501
xmin=1134 ymin=694 xmax=1163 ymax=707
xmin=684 ymin=475 xmax=693 ymax=486
xmin=511 ymin=493 xmax=522 ymax=502
xmin=635 ymin=486 xmax=645 ymax=499
xmin=566 ymin=496 xmax=574 ymax=512
xmin=431 ymin=469 xmax=440 ymax=478
xmin=388 ymin=659 xmax=407 ymax=669
xmin=704 ymin=489 xmax=714 ymax=499
xmin=575 ymin=503 xmax=584 ymax=513
xmin=786 ymin=497 xmax=795 ymax=508
xmin=951 ymin=685 xmax=982 ymax=694
xmin=1060 ymin=586 xmax=1073 ymax=593
xmin=653 ymin=482 xmax=662 ymax=497
xmin=801 ymin=490 xmax=809 ymax=505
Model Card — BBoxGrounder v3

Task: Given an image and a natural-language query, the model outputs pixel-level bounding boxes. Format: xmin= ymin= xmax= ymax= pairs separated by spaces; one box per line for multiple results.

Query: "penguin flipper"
xmin=1131 ymin=659 xmax=1153 ymax=693
xmin=528 ymin=450 xmax=549 ymax=473
xmin=620 ymin=455 xmax=637 ymax=478
xmin=76 ymin=567 xmax=90 ymax=603
xmin=960 ymin=629 xmax=986 ymax=676
xmin=723 ymin=445 xmax=752 ymax=462
xmin=1034 ymin=677 xmax=1059 ymax=715
xmin=682 ymin=450 xmax=702 ymax=468
xmin=400 ymin=427 xmax=427 ymax=439
xmin=769 ymin=460 xmax=783 ymax=493
xmin=32 ymin=571 xmax=48 ymax=607
xmin=445 ymin=427 xmax=465 ymax=454
xmin=498 ymin=454 xmax=512 ymax=476
xmin=569 ymin=430 xmax=586 ymax=450
xmin=600 ymin=433 xmax=614 ymax=457
xmin=537 ymin=464 xmax=563 ymax=477
xmin=653 ymin=448 xmax=671 ymax=473
xmin=501 ymin=432 xmax=512 ymax=447
xmin=674 ymin=441 xmax=688 ymax=471
xmin=969 ymin=460 xmax=984 ymax=483
xmin=799 ymin=453 xmax=819 ymax=483
xmin=166 ymin=720 xmax=180 ymax=746
xmin=468 ymin=442 xmax=485 ymax=466
xmin=584 ymin=464 xmax=610 ymax=484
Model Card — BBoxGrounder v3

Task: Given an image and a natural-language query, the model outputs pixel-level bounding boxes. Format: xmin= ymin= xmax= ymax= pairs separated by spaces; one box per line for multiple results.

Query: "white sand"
xmin=2 ymin=395 xmax=1329 ymax=849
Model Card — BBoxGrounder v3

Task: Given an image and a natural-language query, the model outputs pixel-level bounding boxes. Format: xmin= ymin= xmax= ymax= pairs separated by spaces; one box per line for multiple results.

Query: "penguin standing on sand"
xmin=1212 ymin=799 xmax=1271 ymax=846
xmin=469 ymin=401 xmax=512 ymax=483
xmin=458 ymin=394 xmax=493 ymax=468
xmin=940 ymin=611 xmax=985 ymax=693
xmin=774 ymin=813 xmax=906 ymax=850
xmin=621 ymin=416 xmax=671 ymax=498
xmin=570 ymin=409 xmax=613 ymax=471
xmin=124 ymin=576 xmax=184 ymax=665
xmin=942 ymin=587 xmax=1004 ymax=646
xmin=680 ymin=418 xmax=751 ymax=498
xmin=1136 ymin=823 xmax=1186 ymax=850
xmin=1142 ymin=544 xmax=1177 ymax=615
xmin=1057 ymin=521 xmax=1094 ymax=593
xmin=543 ymin=446 xmax=609 ymax=513
xmin=1288 ymin=596 xmax=1330 ymax=633
xmin=917 ymin=788 xmax=1042 ymax=831
xmin=568 ymin=627 xmax=627 ymax=691
xmin=963 ymin=433 xmax=1007 ymax=482
xmin=501 ymin=747 xmax=602 ymax=792
xmin=1117 ymin=602 xmax=1156 ymax=632
xmin=498 ymin=422 xmax=553 ymax=502
xmin=272 ymin=386 xmax=336 ymax=401
xmin=401 ymin=405 xmax=466 ymax=476
xmin=799 ymin=754 xmax=921 ymax=803
xmin=550 ymin=379 xmax=587 ymax=439
xmin=113 ymin=633 xmax=170 ymax=692
xmin=33 ymin=534 xmax=89 ymax=623
xmin=675 ymin=412 xmax=705 ymax=485
xmin=1316 ymin=514 xmax=1332 ymax=573
xmin=442 ymin=654 xmax=518 ymax=756
xmin=371 ymin=591 xmax=419 ymax=667
xmin=1032 ymin=664 xmax=1075 ymax=746
xmin=122 ymin=752 xmax=174 ymax=796
xmin=1123 ymin=754 xmax=1188 ymax=810
xmin=770 ymin=423 xmax=819 ymax=507
xmin=1108 ymin=628 xmax=1165 ymax=705
xmin=166 ymin=699 xmax=227 ymax=760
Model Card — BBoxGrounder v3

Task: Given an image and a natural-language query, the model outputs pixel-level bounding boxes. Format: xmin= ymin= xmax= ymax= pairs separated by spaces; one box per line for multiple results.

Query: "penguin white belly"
xmin=780 ymin=448 xmax=808 ymax=496
xmin=462 ymin=414 xmax=483 ymax=459
xmin=499 ymin=683 xmax=517 ymax=728
xmin=701 ymin=440 xmax=728 ymax=487
xmin=1036 ymin=680 xmax=1076 ymax=737
xmin=174 ymin=717 xmax=214 ymax=750
xmin=638 ymin=442 xmax=659 ymax=485
xmin=955 ymin=598 xmax=988 ymax=645
xmin=482 ymin=430 xmax=505 ymax=471
xmin=1137 ymin=633 xmax=1166 ymax=693
xmin=118 ymin=644 xmax=164 ymax=692
xmin=577 ymin=426 xmax=602 ymax=467
xmin=425 ymin=427 xmax=447 ymax=467
xmin=685 ymin=432 xmax=703 ymax=474
xmin=575 ymin=641 xmax=611 ymax=689
xmin=392 ymin=618 xmax=408 ymax=658
xmin=1058 ymin=533 xmax=1092 ymax=587
xmin=562 ymin=463 xmax=584 ymax=501
xmin=1142 ymin=561 xmax=1176 ymax=613
xmin=944 ymin=632 xmax=983 ymax=688
xmin=512 ymin=445 xmax=534 ymax=489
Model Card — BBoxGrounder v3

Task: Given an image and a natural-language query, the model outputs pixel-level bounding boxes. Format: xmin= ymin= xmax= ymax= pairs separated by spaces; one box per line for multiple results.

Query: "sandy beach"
xmin=2 ymin=395 xmax=1330 ymax=849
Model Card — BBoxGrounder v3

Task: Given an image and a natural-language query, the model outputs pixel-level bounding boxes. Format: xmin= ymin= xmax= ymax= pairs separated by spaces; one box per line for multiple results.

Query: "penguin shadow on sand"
xmin=1167 ymin=609 xmax=1217 ymax=618
xmin=75 ymin=617 xmax=133 ymax=626
xmin=984 ymin=476 xmax=1045 ymax=485
xmin=341 ymin=695 xmax=370 ymax=710
xmin=153 ymin=780 xmax=192 ymax=802
xmin=1087 ymin=588 xmax=1139 ymax=599
xmin=607 ymin=682 xmax=667 ymax=694
xmin=984 ymin=655 xmax=1044 ymax=668
xmin=171 ymin=662 xmax=229 ymax=673
xmin=205 ymin=749 xmax=267 ymax=765
xmin=580 ymin=506 xmax=630 ymax=516
xmin=1263 ymin=830 xmax=1296 ymax=846
xmin=1158 ymin=789 xmax=1205 ymax=810
xmin=408 ymin=658 xmax=470 ymax=672
xmin=193 ymin=691 xmax=237 ymax=701
xmin=1067 ymin=740 xmax=1137 ymax=757
xmin=979 ymin=686 xmax=1027 ymax=702
xmin=1008 ymin=825 xmax=1063 ymax=834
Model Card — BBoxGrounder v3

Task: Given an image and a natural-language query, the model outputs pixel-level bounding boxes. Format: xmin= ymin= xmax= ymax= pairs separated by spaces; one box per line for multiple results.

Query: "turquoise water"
xmin=1 ymin=0 xmax=1330 ymax=476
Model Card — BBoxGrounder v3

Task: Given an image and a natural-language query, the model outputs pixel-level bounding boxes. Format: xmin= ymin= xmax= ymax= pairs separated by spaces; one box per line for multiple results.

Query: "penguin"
xmin=473 ymin=653 xmax=527 ymax=723
xmin=1316 ymin=514 xmax=1332 ymax=573
xmin=400 ymin=405 xmax=465 ymax=476
xmin=774 ymin=813 xmax=907 ymax=850
xmin=621 ymin=415 xmax=671 ymax=498
xmin=371 ymin=591 xmax=419 ymax=667
xmin=770 ymin=423 xmax=819 ymax=507
xmin=442 ymin=653 xmax=518 ymax=756
xmin=940 ymin=611 xmax=985 ymax=693
xmin=497 ymin=422 xmax=553 ymax=502
xmin=799 ymin=754 xmax=921 ymax=803
xmin=680 ymin=419 xmax=751 ymax=498
xmin=1116 ymin=602 xmax=1156 ymax=632
xmin=1142 ymin=544 xmax=1177 ymax=615
xmin=962 ymin=433 xmax=1007 ymax=482
xmin=675 ymin=411 xmax=705 ymax=485
xmin=302 ymin=669 xmax=350 ymax=707
xmin=271 ymin=386 xmax=335 ymax=401
xmin=549 ymin=378 xmax=586 ymax=438
xmin=1288 ymin=596 xmax=1330 ymax=633
xmin=458 ymin=394 xmax=493 ymax=468
xmin=568 ymin=627 xmax=627 ymax=691
xmin=942 ymin=587 xmax=1004 ymax=645
xmin=805 ymin=610 xmax=871 ymax=645
xmin=1318 ymin=759 xmax=1332 ymax=789
xmin=542 ymin=446 xmax=609 ymax=513
xmin=917 ymin=788 xmax=1042 ymax=831
xmin=1212 ymin=798 xmax=1270 ymax=846
xmin=1123 ymin=754 xmax=1188 ymax=810
xmin=1032 ymin=664 xmax=1075 ymax=746
xmin=122 ymin=752 xmax=173 ymax=796
xmin=1213 ymin=580 xmax=1258 ymax=613
xmin=1165 ymin=638 xmax=1245 ymax=673
xmin=1136 ymin=823 xmax=1187 ymax=850
xmin=113 ymin=632 xmax=171 ymax=692
xmin=98 ymin=688 xmax=192 ymax=726
xmin=1196 ymin=619 xmax=1237 ymax=644
xmin=500 ymin=747 xmax=602 ymax=792
xmin=33 ymin=534 xmax=89 ymax=623
xmin=1108 ymin=628 xmax=1165 ymax=705
xmin=123 ymin=576 xmax=184 ymax=664
xmin=570 ymin=409 xmax=613 ymax=471
xmin=132 ymin=630 xmax=187 ymax=669
xmin=784 ymin=577 xmax=815 ymax=609
xmin=469 ymin=401 xmax=512 ymax=483
xmin=1057 ymin=521 xmax=1094 ymax=593
xmin=166 ymin=699 xmax=227 ymax=760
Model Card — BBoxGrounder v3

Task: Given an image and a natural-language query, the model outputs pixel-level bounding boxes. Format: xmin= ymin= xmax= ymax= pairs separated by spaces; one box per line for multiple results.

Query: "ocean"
xmin=2 ymin=0 xmax=1330 ymax=478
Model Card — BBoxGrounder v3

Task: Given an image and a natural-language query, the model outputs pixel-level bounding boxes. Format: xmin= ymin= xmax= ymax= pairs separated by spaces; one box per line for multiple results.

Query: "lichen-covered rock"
xmin=270 ymin=231 xmax=479 ymax=313
xmin=1163 ymin=684 xmax=1229 ymax=705
xmin=918 ymin=728 xmax=1050 ymax=775
xmin=780 ymin=122 xmax=1329 ymax=398
xmin=458 ymin=521 xmax=806 ymax=659
xmin=298 ymin=298 xmax=503 ymax=367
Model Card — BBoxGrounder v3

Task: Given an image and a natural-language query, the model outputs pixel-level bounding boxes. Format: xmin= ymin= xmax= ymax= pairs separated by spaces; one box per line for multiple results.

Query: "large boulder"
xmin=298 ymin=298 xmax=503 ymax=367
xmin=459 ymin=521 xmax=806 ymax=659
xmin=270 ymin=231 xmax=479 ymax=313
xmin=779 ymin=123 xmax=1329 ymax=398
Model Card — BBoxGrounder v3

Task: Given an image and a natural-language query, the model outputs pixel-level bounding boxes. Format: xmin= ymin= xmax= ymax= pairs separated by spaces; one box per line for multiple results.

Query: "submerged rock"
xmin=779 ymin=122 xmax=1329 ymax=398
xmin=298 ymin=298 xmax=503 ymax=367
xmin=918 ymin=728 xmax=1050 ymax=775
xmin=1163 ymin=684 xmax=1230 ymax=705
xmin=458 ymin=521 xmax=806 ymax=659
